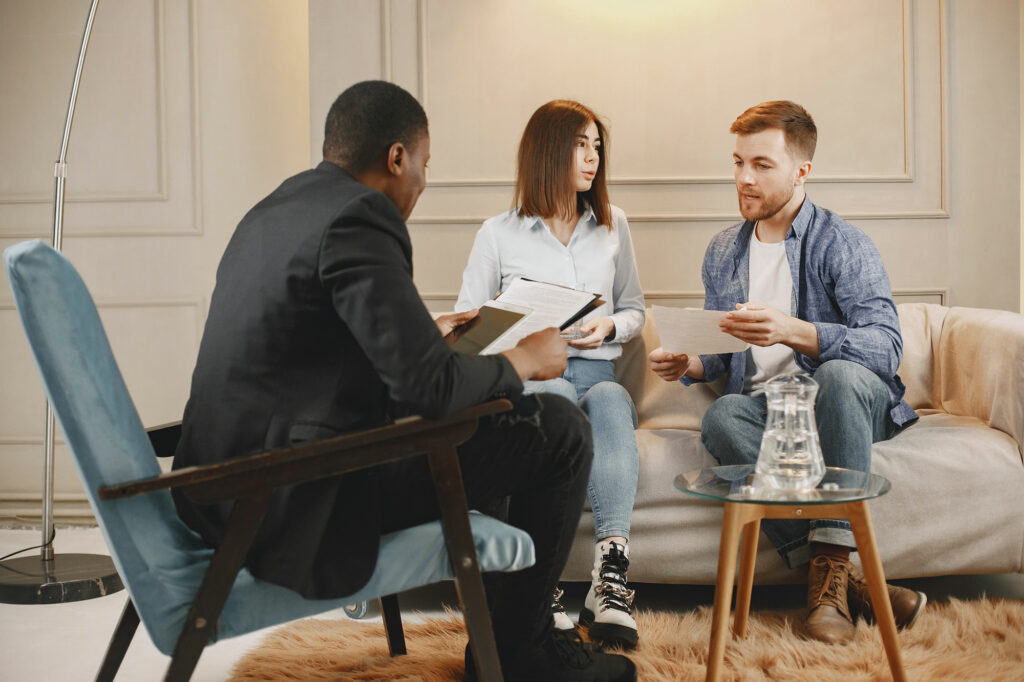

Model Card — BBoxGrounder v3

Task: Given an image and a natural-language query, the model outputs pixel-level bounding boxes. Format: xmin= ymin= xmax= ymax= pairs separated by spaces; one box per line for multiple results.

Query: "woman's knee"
xmin=580 ymin=381 xmax=637 ymax=425
xmin=525 ymin=377 xmax=577 ymax=403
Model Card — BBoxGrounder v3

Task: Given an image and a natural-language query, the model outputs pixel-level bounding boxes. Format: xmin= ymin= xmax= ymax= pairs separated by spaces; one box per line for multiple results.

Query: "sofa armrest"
xmin=936 ymin=306 xmax=1024 ymax=456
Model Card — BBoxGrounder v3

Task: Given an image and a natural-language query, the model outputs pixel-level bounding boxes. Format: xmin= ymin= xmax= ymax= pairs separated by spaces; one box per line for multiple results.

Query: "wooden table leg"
xmin=707 ymin=502 xmax=746 ymax=682
xmin=733 ymin=516 xmax=761 ymax=639
xmin=847 ymin=501 xmax=906 ymax=682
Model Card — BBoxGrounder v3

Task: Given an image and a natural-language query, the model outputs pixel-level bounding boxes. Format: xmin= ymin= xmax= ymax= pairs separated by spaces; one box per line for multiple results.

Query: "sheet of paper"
xmin=482 ymin=279 xmax=598 ymax=354
xmin=652 ymin=305 xmax=750 ymax=355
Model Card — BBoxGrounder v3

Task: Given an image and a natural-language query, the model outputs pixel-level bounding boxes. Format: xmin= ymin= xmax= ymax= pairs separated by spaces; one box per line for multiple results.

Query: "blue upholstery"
xmin=3 ymin=239 xmax=535 ymax=656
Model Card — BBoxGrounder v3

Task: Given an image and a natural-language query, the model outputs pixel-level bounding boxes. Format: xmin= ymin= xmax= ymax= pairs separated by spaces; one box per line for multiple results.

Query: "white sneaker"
xmin=551 ymin=585 xmax=576 ymax=631
xmin=579 ymin=540 xmax=638 ymax=648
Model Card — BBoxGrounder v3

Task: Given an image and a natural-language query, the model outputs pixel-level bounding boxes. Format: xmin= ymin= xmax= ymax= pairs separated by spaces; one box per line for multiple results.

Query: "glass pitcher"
xmin=754 ymin=373 xmax=825 ymax=491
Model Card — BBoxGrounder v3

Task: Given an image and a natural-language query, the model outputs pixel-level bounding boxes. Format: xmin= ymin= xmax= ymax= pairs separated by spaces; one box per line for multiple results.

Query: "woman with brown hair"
xmin=456 ymin=100 xmax=645 ymax=649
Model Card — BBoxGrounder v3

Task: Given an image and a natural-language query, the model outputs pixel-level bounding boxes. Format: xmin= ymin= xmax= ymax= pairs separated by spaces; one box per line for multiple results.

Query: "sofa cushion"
xmin=895 ymin=302 xmax=946 ymax=411
xmin=564 ymin=412 xmax=1024 ymax=584
xmin=616 ymin=311 xmax=720 ymax=431
xmin=868 ymin=412 xmax=1024 ymax=578
xmin=937 ymin=306 xmax=1024 ymax=457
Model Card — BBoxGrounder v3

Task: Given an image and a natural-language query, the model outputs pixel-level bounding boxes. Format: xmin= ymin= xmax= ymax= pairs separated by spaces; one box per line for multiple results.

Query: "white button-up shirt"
xmin=456 ymin=205 xmax=645 ymax=360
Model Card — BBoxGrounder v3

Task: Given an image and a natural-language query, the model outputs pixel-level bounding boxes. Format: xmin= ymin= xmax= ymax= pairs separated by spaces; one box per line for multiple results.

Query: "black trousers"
xmin=378 ymin=393 xmax=593 ymax=655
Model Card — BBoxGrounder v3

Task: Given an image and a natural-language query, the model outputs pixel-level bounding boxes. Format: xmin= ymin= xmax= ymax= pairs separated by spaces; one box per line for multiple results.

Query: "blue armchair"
xmin=3 ymin=239 xmax=535 ymax=681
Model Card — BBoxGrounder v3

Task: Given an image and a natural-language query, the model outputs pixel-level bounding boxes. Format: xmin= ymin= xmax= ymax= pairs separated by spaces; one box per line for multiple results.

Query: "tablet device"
xmin=449 ymin=302 xmax=530 ymax=355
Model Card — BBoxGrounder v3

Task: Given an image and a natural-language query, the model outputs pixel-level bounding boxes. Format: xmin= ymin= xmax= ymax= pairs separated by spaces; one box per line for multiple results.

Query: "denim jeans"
xmin=524 ymin=357 xmax=639 ymax=541
xmin=700 ymin=359 xmax=897 ymax=568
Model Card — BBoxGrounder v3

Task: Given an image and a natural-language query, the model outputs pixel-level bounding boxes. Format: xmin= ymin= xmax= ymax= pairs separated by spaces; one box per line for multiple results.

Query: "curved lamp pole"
xmin=0 ymin=0 xmax=123 ymax=604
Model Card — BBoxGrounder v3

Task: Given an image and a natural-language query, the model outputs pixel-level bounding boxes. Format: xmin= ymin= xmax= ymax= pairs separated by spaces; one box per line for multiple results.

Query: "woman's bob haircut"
xmin=514 ymin=100 xmax=611 ymax=228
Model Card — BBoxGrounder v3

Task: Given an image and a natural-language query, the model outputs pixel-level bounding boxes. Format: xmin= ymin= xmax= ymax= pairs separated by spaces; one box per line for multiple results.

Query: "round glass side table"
xmin=675 ymin=465 xmax=906 ymax=682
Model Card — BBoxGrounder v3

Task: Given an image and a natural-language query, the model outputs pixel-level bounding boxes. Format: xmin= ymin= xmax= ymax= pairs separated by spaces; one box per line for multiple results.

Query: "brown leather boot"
xmin=847 ymin=564 xmax=927 ymax=629
xmin=804 ymin=555 xmax=856 ymax=644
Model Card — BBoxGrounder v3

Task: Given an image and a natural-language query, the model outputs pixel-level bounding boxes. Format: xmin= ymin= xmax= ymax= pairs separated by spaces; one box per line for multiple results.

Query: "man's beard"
xmin=737 ymin=185 xmax=794 ymax=222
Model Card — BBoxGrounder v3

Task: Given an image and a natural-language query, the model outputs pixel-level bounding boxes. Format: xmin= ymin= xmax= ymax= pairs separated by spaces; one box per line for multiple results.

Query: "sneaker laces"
xmin=808 ymin=555 xmax=851 ymax=618
xmin=547 ymin=628 xmax=594 ymax=669
xmin=595 ymin=542 xmax=635 ymax=615
xmin=551 ymin=586 xmax=568 ymax=616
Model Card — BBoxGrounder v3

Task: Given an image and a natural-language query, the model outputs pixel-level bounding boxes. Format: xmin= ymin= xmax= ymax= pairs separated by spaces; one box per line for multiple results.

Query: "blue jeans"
xmin=524 ymin=358 xmax=639 ymax=541
xmin=700 ymin=360 xmax=897 ymax=568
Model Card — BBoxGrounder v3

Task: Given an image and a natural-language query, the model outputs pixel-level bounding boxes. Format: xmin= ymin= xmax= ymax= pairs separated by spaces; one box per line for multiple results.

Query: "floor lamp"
xmin=0 ymin=0 xmax=123 ymax=604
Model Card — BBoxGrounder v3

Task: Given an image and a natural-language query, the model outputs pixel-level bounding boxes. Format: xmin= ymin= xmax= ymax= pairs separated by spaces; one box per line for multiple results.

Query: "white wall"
xmin=0 ymin=0 xmax=309 ymax=521
xmin=311 ymin=0 xmax=1020 ymax=314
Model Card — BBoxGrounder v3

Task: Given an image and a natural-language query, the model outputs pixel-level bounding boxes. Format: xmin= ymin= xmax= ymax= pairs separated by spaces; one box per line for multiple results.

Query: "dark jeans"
xmin=378 ymin=392 xmax=593 ymax=656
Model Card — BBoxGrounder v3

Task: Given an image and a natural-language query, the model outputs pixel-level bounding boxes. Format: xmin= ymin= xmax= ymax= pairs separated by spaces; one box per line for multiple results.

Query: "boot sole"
xmin=579 ymin=607 xmax=639 ymax=649
xmin=861 ymin=590 xmax=927 ymax=630
xmin=893 ymin=591 xmax=927 ymax=630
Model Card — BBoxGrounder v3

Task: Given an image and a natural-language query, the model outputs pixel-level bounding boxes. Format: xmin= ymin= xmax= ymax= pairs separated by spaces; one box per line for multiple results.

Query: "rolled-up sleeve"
xmin=801 ymin=235 xmax=902 ymax=378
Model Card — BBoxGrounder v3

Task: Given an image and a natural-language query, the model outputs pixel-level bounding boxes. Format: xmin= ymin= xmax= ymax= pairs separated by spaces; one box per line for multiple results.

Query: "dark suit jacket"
xmin=172 ymin=161 xmax=523 ymax=599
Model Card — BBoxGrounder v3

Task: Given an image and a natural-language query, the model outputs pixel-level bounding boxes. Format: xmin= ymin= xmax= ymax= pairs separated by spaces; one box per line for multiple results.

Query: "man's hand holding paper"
xmin=648 ymin=304 xmax=752 ymax=383
xmin=651 ymin=305 xmax=751 ymax=356
xmin=720 ymin=302 xmax=821 ymax=359
xmin=648 ymin=347 xmax=703 ymax=382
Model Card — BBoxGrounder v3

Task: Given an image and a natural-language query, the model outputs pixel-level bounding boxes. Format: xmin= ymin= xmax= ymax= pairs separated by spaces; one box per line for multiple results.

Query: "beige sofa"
xmin=561 ymin=303 xmax=1024 ymax=584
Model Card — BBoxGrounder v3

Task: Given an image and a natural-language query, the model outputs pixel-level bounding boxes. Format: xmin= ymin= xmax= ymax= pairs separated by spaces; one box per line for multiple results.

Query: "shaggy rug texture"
xmin=229 ymin=599 xmax=1024 ymax=681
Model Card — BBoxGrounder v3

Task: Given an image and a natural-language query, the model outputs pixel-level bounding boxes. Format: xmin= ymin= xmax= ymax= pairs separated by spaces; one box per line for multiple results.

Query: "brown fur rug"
xmin=229 ymin=599 xmax=1024 ymax=681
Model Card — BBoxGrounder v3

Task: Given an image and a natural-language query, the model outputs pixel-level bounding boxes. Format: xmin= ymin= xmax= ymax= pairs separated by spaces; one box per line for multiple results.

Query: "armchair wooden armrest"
xmin=101 ymin=399 xmax=513 ymax=505
xmin=99 ymin=398 xmax=513 ymax=682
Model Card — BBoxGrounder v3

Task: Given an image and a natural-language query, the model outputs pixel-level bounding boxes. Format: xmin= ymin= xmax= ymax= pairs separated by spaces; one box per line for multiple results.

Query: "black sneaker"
xmin=463 ymin=629 xmax=636 ymax=682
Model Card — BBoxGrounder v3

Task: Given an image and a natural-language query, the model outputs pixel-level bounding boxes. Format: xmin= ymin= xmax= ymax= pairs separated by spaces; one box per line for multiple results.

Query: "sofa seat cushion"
xmin=868 ymin=411 xmax=1024 ymax=579
xmin=565 ymin=413 xmax=1024 ymax=584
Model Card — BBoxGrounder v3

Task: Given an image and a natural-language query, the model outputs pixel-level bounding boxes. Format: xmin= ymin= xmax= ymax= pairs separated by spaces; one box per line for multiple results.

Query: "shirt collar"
xmin=789 ymin=196 xmax=814 ymax=239
xmin=520 ymin=203 xmax=597 ymax=231
xmin=579 ymin=204 xmax=596 ymax=225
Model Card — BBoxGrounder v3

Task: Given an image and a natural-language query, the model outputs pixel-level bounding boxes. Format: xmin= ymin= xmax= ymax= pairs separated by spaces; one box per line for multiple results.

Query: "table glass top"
xmin=675 ymin=465 xmax=891 ymax=505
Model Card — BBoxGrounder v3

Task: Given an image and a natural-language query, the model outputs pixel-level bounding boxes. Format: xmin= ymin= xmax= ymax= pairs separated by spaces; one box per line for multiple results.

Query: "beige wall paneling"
xmin=310 ymin=1 xmax=999 ymax=312
xmin=0 ymin=0 xmax=310 ymax=523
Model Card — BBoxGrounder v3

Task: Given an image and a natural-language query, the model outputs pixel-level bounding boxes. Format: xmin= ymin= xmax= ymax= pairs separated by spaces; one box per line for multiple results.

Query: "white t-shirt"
xmin=743 ymin=225 xmax=801 ymax=394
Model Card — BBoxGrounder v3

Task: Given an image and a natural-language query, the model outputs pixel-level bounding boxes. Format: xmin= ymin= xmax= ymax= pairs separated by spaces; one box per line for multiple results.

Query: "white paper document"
xmin=478 ymin=279 xmax=600 ymax=355
xmin=652 ymin=305 xmax=750 ymax=356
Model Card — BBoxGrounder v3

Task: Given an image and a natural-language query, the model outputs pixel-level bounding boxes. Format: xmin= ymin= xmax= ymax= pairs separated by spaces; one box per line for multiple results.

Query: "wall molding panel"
xmin=0 ymin=297 xmax=203 ymax=444
xmin=420 ymin=288 xmax=947 ymax=312
xmin=309 ymin=0 xmax=1004 ymax=327
xmin=397 ymin=0 xmax=948 ymax=222
xmin=0 ymin=0 xmax=204 ymax=238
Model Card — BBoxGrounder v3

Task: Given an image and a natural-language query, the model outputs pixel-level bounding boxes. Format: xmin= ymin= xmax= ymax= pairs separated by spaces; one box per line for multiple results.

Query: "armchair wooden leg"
xmin=164 ymin=493 xmax=272 ymax=682
xmin=380 ymin=594 xmax=407 ymax=656
xmin=428 ymin=447 xmax=503 ymax=682
xmin=95 ymin=597 xmax=140 ymax=682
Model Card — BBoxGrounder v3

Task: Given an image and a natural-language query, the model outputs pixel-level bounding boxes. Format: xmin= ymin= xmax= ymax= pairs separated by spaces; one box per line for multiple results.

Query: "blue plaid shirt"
xmin=684 ymin=197 xmax=917 ymax=426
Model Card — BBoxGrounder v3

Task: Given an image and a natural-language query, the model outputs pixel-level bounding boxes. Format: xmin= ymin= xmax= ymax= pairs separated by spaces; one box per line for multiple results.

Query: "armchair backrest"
xmin=3 ymin=240 xmax=213 ymax=645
